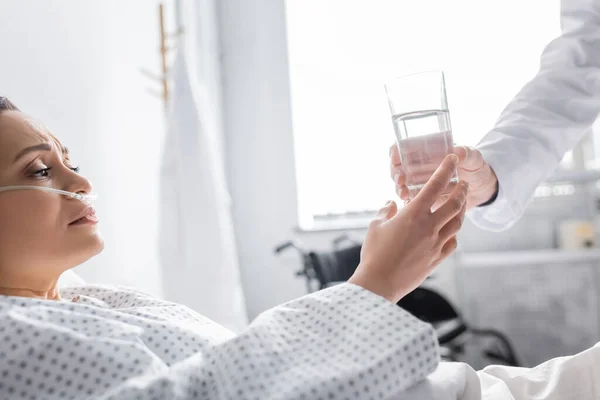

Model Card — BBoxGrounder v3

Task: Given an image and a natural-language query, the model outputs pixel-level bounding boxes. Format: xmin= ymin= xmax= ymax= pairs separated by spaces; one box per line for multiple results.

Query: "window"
xmin=285 ymin=0 xmax=562 ymax=230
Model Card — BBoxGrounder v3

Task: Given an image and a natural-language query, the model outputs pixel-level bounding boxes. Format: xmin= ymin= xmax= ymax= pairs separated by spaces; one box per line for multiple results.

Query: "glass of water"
xmin=385 ymin=70 xmax=457 ymax=199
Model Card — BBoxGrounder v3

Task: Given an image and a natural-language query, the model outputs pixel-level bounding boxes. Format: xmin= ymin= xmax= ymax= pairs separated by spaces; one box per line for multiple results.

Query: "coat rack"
xmin=141 ymin=2 xmax=184 ymax=112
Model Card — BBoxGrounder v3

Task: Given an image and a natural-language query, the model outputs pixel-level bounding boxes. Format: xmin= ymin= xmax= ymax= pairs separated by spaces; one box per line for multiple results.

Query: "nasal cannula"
xmin=0 ymin=186 xmax=97 ymax=204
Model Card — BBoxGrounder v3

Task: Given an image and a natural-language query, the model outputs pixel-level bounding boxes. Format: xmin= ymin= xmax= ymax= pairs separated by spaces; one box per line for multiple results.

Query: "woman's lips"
xmin=69 ymin=208 xmax=99 ymax=226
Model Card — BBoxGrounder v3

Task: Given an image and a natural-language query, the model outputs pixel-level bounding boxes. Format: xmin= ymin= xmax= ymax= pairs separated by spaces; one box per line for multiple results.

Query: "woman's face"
xmin=0 ymin=110 xmax=103 ymax=282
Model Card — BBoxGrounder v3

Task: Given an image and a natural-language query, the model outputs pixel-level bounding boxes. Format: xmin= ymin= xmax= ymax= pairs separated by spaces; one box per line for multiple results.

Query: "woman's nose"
xmin=64 ymin=168 xmax=93 ymax=196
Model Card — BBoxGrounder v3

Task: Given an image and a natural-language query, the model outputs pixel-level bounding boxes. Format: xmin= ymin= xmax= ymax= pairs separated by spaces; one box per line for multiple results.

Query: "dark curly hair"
xmin=0 ymin=97 xmax=19 ymax=112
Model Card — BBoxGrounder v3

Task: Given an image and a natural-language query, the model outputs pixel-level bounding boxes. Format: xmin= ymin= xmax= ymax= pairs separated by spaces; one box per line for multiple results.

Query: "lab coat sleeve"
xmin=403 ymin=344 xmax=600 ymax=400
xmin=101 ymin=283 xmax=439 ymax=399
xmin=475 ymin=344 xmax=600 ymax=400
xmin=469 ymin=0 xmax=600 ymax=231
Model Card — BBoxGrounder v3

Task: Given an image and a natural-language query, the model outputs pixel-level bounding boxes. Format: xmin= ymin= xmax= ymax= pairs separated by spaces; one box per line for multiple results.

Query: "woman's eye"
xmin=31 ymin=167 xmax=51 ymax=178
xmin=29 ymin=164 xmax=78 ymax=178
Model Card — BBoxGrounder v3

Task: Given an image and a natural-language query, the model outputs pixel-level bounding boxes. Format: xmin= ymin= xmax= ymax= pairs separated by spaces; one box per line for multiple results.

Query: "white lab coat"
xmin=469 ymin=0 xmax=600 ymax=232
xmin=403 ymin=344 xmax=600 ymax=400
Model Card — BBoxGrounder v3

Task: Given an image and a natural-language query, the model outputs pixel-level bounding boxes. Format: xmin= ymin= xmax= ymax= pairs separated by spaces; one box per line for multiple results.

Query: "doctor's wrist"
xmin=477 ymin=179 xmax=499 ymax=207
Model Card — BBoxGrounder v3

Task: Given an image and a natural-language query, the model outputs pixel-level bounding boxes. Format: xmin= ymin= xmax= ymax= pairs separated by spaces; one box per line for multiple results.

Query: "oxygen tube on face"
xmin=0 ymin=186 xmax=97 ymax=204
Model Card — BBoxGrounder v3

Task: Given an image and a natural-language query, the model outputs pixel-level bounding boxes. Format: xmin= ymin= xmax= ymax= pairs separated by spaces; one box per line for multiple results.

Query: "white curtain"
xmin=159 ymin=3 xmax=248 ymax=331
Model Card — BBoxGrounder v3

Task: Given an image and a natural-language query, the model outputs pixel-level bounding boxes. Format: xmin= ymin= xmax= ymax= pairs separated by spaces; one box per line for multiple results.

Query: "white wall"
xmin=218 ymin=0 xmax=309 ymax=319
xmin=0 ymin=1 xmax=167 ymax=296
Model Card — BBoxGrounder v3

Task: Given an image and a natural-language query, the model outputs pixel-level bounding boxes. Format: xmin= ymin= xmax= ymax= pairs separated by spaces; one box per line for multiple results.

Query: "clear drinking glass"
xmin=385 ymin=70 xmax=457 ymax=199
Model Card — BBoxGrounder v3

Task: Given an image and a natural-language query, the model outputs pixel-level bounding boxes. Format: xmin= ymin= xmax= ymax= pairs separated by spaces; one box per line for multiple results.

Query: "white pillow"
xmin=57 ymin=270 xmax=86 ymax=288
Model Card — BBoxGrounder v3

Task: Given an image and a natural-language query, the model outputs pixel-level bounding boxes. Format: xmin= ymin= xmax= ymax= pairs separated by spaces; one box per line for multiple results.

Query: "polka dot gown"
xmin=0 ymin=283 xmax=439 ymax=399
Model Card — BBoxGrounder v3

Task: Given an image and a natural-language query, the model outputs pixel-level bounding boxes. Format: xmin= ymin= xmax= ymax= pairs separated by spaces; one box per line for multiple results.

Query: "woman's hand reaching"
xmin=349 ymin=154 xmax=468 ymax=303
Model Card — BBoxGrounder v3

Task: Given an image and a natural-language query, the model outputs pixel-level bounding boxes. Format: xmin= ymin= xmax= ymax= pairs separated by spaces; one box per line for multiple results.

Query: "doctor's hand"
xmin=349 ymin=155 xmax=468 ymax=303
xmin=389 ymin=144 xmax=498 ymax=211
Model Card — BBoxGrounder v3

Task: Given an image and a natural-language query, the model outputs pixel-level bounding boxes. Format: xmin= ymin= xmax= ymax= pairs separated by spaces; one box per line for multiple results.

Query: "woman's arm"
xmin=99 ymin=283 xmax=440 ymax=399
xmin=0 ymin=284 xmax=440 ymax=400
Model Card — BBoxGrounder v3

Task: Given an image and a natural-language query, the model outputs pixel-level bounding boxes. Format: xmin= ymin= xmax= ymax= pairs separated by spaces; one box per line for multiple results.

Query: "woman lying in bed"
xmin=0 ymin=96 xmax=470 ymax=400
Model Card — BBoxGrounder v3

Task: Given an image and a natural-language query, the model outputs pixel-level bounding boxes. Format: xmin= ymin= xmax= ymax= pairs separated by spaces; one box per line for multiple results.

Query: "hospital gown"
xmin=0 ymin=283 xmax=440 ymax=400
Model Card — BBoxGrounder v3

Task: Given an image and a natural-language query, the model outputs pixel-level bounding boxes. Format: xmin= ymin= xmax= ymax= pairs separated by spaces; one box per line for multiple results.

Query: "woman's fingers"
xmin=431 ymin=196 xmax=448 ymax=212
xmin=373 ymin=200 xmax=398 ymax=224
xmin=429 ymin=235 xmax=459 ymax=271
xmin=433 ymin=180 xmax=469 ymax=226
xmin=430 ymin=181 xmax=459 ymax=212
xmin=440 ymin=236 xmax=459 ymax=259
xmin=438 ymin=201 xmax=467 ymax=243
xmin=412 ymin=154 xmax=458 ymax=209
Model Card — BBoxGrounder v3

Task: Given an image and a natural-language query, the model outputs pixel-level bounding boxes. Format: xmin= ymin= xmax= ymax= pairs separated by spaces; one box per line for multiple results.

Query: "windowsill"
xmin=545 ymin=168 xmax=600 ymax=184
xmin=460 ymin=248 xmax=600 ymax=267
xmin=296 ymin=169 xmax=600 ymax=233
xmin=295 ymin=217 xmax=372 ymax=233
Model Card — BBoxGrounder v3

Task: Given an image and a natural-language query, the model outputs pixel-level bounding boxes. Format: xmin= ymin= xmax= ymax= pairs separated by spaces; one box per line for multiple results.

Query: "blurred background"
xmin=3 ymin=0 xmax=600 ymax=369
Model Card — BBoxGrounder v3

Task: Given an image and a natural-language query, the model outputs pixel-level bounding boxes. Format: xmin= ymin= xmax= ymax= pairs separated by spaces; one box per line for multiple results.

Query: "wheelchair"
xmin=275 ymin=236 xmax=520 ymax=368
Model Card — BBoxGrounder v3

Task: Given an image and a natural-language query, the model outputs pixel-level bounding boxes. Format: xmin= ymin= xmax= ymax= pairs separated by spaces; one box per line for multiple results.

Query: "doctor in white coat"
xmin=390 ymin=0 xmax=600 ymax=232
xmin=388 ymin=1 xmax=600 ymax=398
